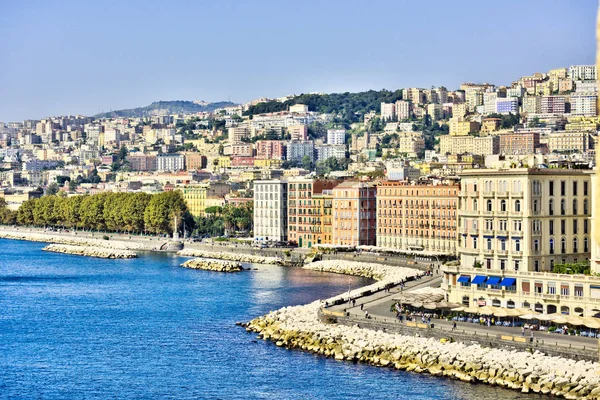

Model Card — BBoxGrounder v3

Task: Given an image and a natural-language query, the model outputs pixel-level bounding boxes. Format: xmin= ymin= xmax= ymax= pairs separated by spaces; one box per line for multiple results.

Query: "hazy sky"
xmin=0 ymin=0 xmax=596 ymax=121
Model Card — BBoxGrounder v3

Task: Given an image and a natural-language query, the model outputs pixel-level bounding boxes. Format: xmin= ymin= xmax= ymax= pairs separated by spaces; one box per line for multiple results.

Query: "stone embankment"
xmin=0 ymin=230 xmax=148 ymax=250
xmin=178 ymin=249 xmax=282 ymax=265
xmin=181 ymin=258 xmax=244 ymax=273
xmin=42 ymin=244 xmax=137 ymax=259
xmin=244 ymin=301 xmax=600 ymax=399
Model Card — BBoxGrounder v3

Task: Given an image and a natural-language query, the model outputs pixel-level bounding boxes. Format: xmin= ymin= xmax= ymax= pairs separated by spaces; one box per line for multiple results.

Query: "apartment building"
xmin=255 ymin=140 xmax=286 ymax=160
xmin=495 ymin=97 xmax=519 ymax=115
xmin=288 ymin=178 xmax=341 ymax=248
xmin=546 ymin=131 xmax=589 ymax=153
xmin=380 ymin=102 xmax=395 ymax=121
xmin=332 ymin=181 xmax=376 ymax=246
xmin=449 ymin=118 xmax=480 ymax=136
xmin=570 ymin=93 xmax=598 ymax=117
xmin=439 ymin=135 xmax=499 ymax=156
xmin=395 ymin=100 xmax=411 ymax=120
xmin=228 ymin=126 xmax=251 ymax=144
xmin=253 ymin=180 xmax=288 ymax=242
xmin=569 ymin=65 xmax=596 ymax=81
xmin=181 ymin=182 xmax=231 ymax=217
xmin=327 ymin=129 xmax=346 ymax=145
xmin=288 ymin=124 xmax=308 ymax=141
xmin=157 ymin=154 xmax=185 ymax=172
xmin=376 ymin=181 xmax=459 ymax=255
xmin=183 ymin=153 xmax=207 ymax=170
xmin=541 ymin=96 xmax=566 ymax=114
xmin=522 ymin=96 xmax=541 ymax=115
xmin=287 ymin=140 xmax=315 ymax=163
xmin=442 ymin=168 xmax=592 ymax=315
xmin=316 ymin=144 xmax=346 ymax=161
xmin=498 ymin=132 xmax=540 ymax=155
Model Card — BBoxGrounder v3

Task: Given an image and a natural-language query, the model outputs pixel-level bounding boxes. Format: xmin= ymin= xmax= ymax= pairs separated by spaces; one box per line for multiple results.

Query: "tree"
xmin=118 ymin=145 xmax=128 ymax=162
xmin=301 ymin=155 xmax=314 ymax=171
xmin=144 ymin=191 xmax=190 ymax=235
xmin=46 ymin=182 xmax=60 ymax=196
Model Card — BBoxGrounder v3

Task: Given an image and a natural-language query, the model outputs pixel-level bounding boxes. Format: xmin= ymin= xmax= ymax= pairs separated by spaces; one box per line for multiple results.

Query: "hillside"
xmin=94 ymin=100 xmax=237 ymax=118
xmin=243 ymin=89 xmax=404 ymax=123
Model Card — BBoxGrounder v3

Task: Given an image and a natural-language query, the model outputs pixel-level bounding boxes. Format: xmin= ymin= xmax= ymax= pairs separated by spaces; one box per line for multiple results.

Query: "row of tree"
xmin=193 ymin=203 xmax=253 ymax=237
xmin=12 ymin=191 xmax=192 ymax=235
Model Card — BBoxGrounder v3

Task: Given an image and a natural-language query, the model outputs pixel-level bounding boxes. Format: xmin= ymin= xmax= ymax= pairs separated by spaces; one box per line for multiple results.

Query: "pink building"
xmin=255 ymin=140 xmax=286 ymax=160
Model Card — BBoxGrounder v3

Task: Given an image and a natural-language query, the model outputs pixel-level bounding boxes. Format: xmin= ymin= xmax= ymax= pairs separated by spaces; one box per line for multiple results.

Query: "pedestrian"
xmin=530 ymin=331 xmax=534 ymax=343
xmin=365 ymin=310 xmax=369 ymax=319
xmin=352 ymin=299 xmax=356 ymax=307
xmin=452 ymin=321 xmax=456 ymax=331
xmin=360 ymin=304 xmax=364 ymax=311
xmin=521 ymin=326 xmax=525 ymax=336
xmin=427 ymin=317 xmax=431 ymax=325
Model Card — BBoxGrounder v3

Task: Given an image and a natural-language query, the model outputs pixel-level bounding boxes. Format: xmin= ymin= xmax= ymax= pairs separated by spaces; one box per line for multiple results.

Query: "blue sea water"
xmin=0 ymin=239 xmax=540 ymax=400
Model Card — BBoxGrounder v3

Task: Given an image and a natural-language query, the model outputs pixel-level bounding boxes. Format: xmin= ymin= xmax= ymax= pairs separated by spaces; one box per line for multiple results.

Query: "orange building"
xmin=288 ymin=178 xmax=341 ymax=248
xmin=376 ymin=181 xmax=459 ymax=255
xmin=332 ymin=181 xmax=377 ymax=246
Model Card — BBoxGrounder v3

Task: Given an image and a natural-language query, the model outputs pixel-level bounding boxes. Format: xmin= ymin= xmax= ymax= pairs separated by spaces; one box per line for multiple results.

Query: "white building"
xmin=327 ymin=129 xmax=346 ymax=145
xmin=495 ymin=97 xmax=519 ymax=115
xmin=380 ymin=102 xmax=395 ymax=121
xmin=570 ymin=93 xmax=598 ymax=117
xmin=287 ymin=140 xmax=315 ymax=163
xmin=316 ymin=144 xmax=346 ymax=161
xmin=253 ymin=180 xmax=288 ymax=242
xmin=395 ymin=100 xmax=411 ymax=120
xmin=156 ymin=154 xmax=185 ymax=172
xmin=569 ymin=65 xmax=596 ymax=81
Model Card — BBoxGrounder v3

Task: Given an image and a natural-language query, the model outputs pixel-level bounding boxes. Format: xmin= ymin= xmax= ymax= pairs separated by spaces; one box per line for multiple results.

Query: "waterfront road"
xmin=329 ymin=274 xmax=599 ymax=352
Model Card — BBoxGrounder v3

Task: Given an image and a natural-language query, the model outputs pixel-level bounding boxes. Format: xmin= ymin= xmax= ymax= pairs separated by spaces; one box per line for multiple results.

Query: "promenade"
xmin=327 ymin=273 xmax=600 ymax=356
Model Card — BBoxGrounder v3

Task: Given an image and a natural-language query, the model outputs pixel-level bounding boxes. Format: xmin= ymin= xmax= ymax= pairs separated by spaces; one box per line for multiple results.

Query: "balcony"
xmin=510 ymin=192 xmax=524 ymax=198
xmin=511 ymin=250 xmax=523 ymax=257
xmin=496 ymin=250 xmax=508 ymax=256
xmin=496 ymin=191 xmax=509 ymax=198
xmin=483 ymin=191 xmax=494 ymax=197
xmin=458 ymin=191 xmax=469 ymax=197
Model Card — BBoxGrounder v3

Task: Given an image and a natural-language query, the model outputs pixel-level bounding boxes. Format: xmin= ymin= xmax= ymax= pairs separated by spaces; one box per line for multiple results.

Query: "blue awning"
xmin=457 ymin=275 xmax=471 ymax=283
xmin=471 ymin=275 xmax=487 ymax=285
xmin=499 ymin=277 xmax=516 ymax=287
xmin=496 ymin=236 xmax=507 ymax=239
xmin=486 ymin=276 xmax=501 ymax=285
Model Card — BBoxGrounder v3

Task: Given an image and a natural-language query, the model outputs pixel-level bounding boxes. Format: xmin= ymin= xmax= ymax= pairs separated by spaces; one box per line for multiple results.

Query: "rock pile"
xmin=178 ymin=249 xmax=282 ymax=265
xmin=0 ymin=230 xmax=147 ymax=250
xmin=244 ymin=301 xmax=600 ymax=399
xmin=181 ymin=258 xmax=244 ymax=272
xmin=42 ymin=244 xmax=137 ymax=259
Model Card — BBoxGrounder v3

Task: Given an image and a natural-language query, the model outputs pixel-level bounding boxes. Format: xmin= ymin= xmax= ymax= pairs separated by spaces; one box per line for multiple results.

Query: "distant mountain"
xmin=94 ymin=100 xmax=237 ymax=119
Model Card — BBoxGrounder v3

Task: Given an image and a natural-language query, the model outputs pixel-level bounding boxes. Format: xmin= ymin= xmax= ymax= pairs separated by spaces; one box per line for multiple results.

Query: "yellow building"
xmin=449 ymin=117 xmax=480 ymax=136
xmin=215 ymin=156 xmax=231 ymax=169
xmin=565 ymin=116 xmax=600 ymax=132
xmin=254 ymin=159 xmax=282 ymax=168
xmin=180 ymin=183 xmax=231 ymax=217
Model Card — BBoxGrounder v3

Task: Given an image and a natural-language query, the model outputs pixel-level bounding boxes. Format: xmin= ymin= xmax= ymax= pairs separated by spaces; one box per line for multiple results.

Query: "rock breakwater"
xmin=177 ymin=249 xmax=282 ymax=265
xmin=42 ymin=244 xmax=137 ymax=259
xmin=0 ymin=230 xmax=148 ymax=250
xmin=244 ymin=301 xmax=600 ymax=399
xmin=181 ymin=258 xmax=244 ymax=272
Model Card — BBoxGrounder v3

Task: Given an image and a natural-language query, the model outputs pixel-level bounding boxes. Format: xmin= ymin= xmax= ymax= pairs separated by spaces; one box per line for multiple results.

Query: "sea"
xmin=0 ymin=239 xmax=540 ymax=399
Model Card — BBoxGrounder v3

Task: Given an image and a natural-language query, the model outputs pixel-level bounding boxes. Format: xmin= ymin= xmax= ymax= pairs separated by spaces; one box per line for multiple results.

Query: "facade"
xmin=287 ymin=140 xmax=314 ymax=163
xmin=183 ymin=153 xmax=207 ymax=170
xmin=380 ymin=102 xmax=395 ymax=121
xmin=541 ymin=96 xmax=566 ymax=114
xmin=253 ymin=180 xmax=288 ymax=242
xmin=569 ymin=65 xmax=596 ymax=81
xmin=126 ymin=155 xmax=157 ymax=171
xmin=331 ymin=181 xmax=377 ymax=246
xmin=546 ymin=131 xmax=589 ymax=153
xmin=157 ymin=154 xmax=185 ymax=172
xmin=288 ymin=178 xmax=341 ymax=248
xmin=228 ymin=126 xmax=251 ymax=144
xmin=181 ymin=183 xmax=231 ymax=217
xmin=289 ymin=104 xmax=308 ymax=113
xmin=498 ymin=132 xmax=540 ymax=155
xmin=396 ymin=100 xmax=411 ymax=120
xmin=439 ymin=135 xmax=499 ymax=156
xmin=255 ymin=140 xmax=286 ymax=160
xmin=449 ymin=118 xmax=480 ymax=136
xmin=442 ymin=168 xmax=592 ymax=315
xmin=376 ymin=181 xmax=459 ymax=255
xmin=522 ymin=96 xmax=542 ymax=114
xmin=288 ymin=124 xmax=308 ymax=141
xmin=327 ymin=129 xmax=346 ymax=145
xmin=495 ymin=97 xmax=519 ymax=115
xmin=570 ymin=93 xmax=598 ymax=117
xmin=316 ymin=144 xmax=346 ymax=161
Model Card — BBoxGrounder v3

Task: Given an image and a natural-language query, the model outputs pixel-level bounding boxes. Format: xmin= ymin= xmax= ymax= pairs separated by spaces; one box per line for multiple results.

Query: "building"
xmin=395 ymin=100 xmax=411 ymax=120
xmin=331 ymin=181 xmax=377 ymax=246
xmin=228 ymin=126 xmax=251 ymax=144
xmin=288 ymin=178 xmax=341 ymax=248
xmin=316 ymin=144 xmax=346 ymax=161
xmin=376 ymin=181 xmax=459 ymax=255
xmin=288 ymin=124 xmax=308 ymax=141
xmin=449 ymin=118 xmax=480 ymax=136
xmin=253 ymin=180 xmax=288 ymax=242
xmin=495 ymin=97 xmax=519 ymax=115
xmin=157 ymin=154 xmax=185 ymax=172
xmin=397 ymin=132 xmax=425 ymax=156
xmin=126 ymin=154 xmax=157 ymax=171
xmin=327 ymin=129 xmax=346 ymax=145
xmin=499 ymin=132 xmax=540 ymax=155
xmin=541 ymin=96 xmax=566 ymax=114
xmin=287 ymin=140 xmax=315 ymax=163
xmin=181 ymin=183 xmax=231 ymax=217
xmin=546 ymin=131 xmax=589 ymax=153
xmin=289 ymin=104 xmax=309 ymax=113
xmin=569 ymin=65 xmax=596 ymax=81
xmin=570 ymin=93 xmax=598 ymax=117
xmin=439 ymin=135 xmax=499 ymax=156
xmin=381 ymin=102 xmax=395 ymax=121
xmin=522 ymin=96 xmax=542 ymax=115
xmin=427 ymin=104 xmax=443 ymax=121
xmin=231 ymin=143 xmax=253 ymax=157
xmin=255 ymin=140 xmax=286 ymax=160
xmin=442 ymin=168 xmax=592 ymax=315
xmin=184 ymin=153 xmax=207 ymax=170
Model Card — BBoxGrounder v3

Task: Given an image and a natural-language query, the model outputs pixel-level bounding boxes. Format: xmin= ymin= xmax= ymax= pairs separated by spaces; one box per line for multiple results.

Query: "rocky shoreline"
xmin=181 ymin=258 xmax=244 ymax=272
xmin=42 ymin=244 xmax=138 ymax=259
xmin=244 ymin=300 xmax=600 ymax=399
xmin=303 ymin=259 xmax=420 ymax=284
xmin=177 ymin=249 xmax=282 ymax=265
xmin=0 ymin=230 xmax=149 ymax=250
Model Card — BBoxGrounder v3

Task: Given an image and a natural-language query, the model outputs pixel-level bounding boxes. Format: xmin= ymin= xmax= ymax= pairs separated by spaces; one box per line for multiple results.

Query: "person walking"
xmin=360 ymin=304 xmax=364 ymax=311
xmin=452 ymin=321 xmax=457 ymax=331
xmin=521 ymin=326 xmax=525 ymax=337
xmin=530 ymin=330 xmax=534 ymax=343
xmin=364 ymin=310 xmax=369 ymax=319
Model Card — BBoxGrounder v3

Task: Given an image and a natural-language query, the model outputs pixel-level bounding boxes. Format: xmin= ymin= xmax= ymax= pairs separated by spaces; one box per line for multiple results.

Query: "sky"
xmin=0 ymin=0 xmax=596 ymax=121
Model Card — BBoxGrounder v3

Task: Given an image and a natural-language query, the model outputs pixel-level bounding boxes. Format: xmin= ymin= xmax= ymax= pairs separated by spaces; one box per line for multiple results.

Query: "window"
xmin=549 ymin=199 xmax=554 ymax=215
xmin=585 ymin=219 xmax=589 ymax=234
xmin=533 ymin=239 xmax=540 ymax=252
xmin=573 ymin=220 xmax=578 ymax=234
xmin=573 ymin=238 xmax=578 ymax=253
xmin=573 ymin=181 xmax=578 ymax=196
xmin=560 ymin=285 xmax=570 ymax=296
xmin=561 ymin=238 xmax=566 ymax=254
xmin=513 ymin=220 xmax=522 ymax=231
xmin=549 ymin=238 xmax=555 ymax=254
xmin=499 ymin=220 xmax=507 ymax=231
xmin=473 ymin=237 xmax=478 ymax=249
xmin=534 ymin=260 xmax=540 ymax=272
xmin=515 ymin=200 xmax=521 ymax=212
xmin=500 ymin=259 xmax=506 ymax=270
xmin=584 ymin=181 xmax=588 ymax=196
xmin=549 ymin=220 xmax=554 ymax=235
xmin=515 ymin=239 xmax=521 ymax=252
xmin=500 ymin=200 xmax=507 ymax=212
xmin=575 ymin=286 xmax=584 ymax=297
xmin=514 ymin=260 xmax=520 ymax=271
xmin=560 ymin=199 xmax=566 ymax=216
xmin=533 ymin=199 xmax=539 ymax=213
xmin=533 ymin=220 xmax=541 ymax=233
xmin=486 ymin=258 xmax=492 ymax=269
xmin=573 ymin=200 xmax=578 ymax=215
xmin=473 ymin=199 xmax=478 ymax=211
xmin=584 ymin=199 xmax=589 ymax=215
xmin=485 ymin=219 xmax=493 ymax=230
xmin=486 ymin=238 xmax=492 ymax=250
xmin=500 ymin=239 xmax=506 ymax=251
xmin=561 ymin=181 xmax=566 ymax=196
xmin=486 ymin=200 xmax=492 ymax=212
xmin=585 ymin=237 xmax=589 ymax=252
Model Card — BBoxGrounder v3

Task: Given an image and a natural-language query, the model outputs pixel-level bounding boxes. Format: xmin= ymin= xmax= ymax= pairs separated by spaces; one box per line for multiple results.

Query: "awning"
xmin=457 ymin=275 xmax=471 ymax=283
xmin=471 ymin=275 xmax=487 ymax=285
xmin=499 ymin=277 xmax=516 ymax=287
xmin=486 ymin=276 xmax=501 ymax=285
